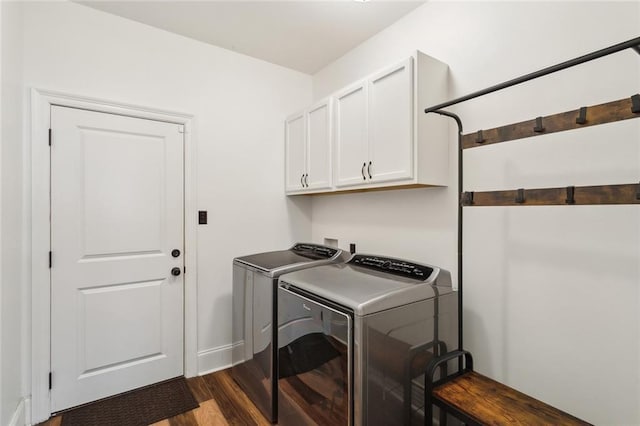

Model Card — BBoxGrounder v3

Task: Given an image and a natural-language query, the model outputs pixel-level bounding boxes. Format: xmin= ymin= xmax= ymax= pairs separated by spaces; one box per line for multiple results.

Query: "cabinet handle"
xmin=304 ymin=174 xmax=309 ymax=187
xmin=367 ymin=161 xmax=372 ymax=179
xmin=300 ymin=174 xmax=304 ymax=187
xmin=361 ymin=162 xmax=366 ymax=180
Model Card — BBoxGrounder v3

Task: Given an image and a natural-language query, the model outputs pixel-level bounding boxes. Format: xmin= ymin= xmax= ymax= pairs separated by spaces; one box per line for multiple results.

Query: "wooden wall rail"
xmin=461 ymin=183 xmax=640 ymax=206
xmin=462 ymin=95 xmax=640 ymax=149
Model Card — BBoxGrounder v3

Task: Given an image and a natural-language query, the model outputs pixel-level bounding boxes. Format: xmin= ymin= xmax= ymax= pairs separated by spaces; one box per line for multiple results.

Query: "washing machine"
xmin=277 ymin=254 xmax=458 ymax=425
xmin=231 ymin=243 xmax=348 ymax=423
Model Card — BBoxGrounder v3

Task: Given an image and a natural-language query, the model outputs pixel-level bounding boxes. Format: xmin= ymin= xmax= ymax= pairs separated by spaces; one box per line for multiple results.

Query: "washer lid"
xmin=279 ymin=254 xmax=453 ymax=316
xmin=234 ymin=243 xmax=344 ymax=277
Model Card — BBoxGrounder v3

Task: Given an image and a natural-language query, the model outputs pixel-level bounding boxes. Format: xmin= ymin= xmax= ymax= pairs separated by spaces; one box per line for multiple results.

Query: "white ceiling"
xmin=77 ymin=1 xmax=426 ymax=74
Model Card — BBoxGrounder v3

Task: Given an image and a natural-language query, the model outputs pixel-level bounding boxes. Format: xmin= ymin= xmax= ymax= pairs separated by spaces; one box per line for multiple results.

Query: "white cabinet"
xmin=335 ymin=59 xmax=414 ymax=188
xmin=334 ymin=53 xmax=448 ymax=192
xmin=334 ymin=81 xmax=368 ymax=187
xmin=285 ymin=99 xmax=332 ymax=194
xmin=306 ymin=101 xmax=332 ymax=190
xmin=286 ymin=51 xmax=448 ymax=195
xmin=284 ymin=112 xmax=306 ymax=192
xmin=368 ymin=57 xmax=413 ymax=184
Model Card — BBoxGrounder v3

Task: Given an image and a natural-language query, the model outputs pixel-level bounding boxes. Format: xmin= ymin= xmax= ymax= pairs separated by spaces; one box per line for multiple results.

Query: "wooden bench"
xmin=424 ymin=350 xmax=592 ymax=426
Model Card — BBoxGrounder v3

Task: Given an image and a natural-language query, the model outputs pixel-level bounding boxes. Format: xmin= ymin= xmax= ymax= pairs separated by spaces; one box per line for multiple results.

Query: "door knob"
xmin=171 ymin=267 xmax=181 ymax=276
xmin=171 ymin=249 xmax=181 ymax=258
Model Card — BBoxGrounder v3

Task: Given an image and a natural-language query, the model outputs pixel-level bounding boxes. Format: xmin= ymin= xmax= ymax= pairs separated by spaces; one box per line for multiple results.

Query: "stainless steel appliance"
xmin=232 ymin=243 xmax=347 ymax=423
xmin=277 ymin=254 xmax=458 ymax=425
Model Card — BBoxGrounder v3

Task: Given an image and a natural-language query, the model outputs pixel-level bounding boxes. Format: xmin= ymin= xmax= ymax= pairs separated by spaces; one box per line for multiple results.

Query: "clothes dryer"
xmin=232 ymin=243 xmax=348 ymax=422
xmin=277 ymin=254 xmax=458 ymax=425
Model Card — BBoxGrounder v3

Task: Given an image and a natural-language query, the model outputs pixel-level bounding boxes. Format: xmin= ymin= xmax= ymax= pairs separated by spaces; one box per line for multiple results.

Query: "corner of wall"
xmin=7 ymin=398 xmax=27 ymax=426
xmin=0 ymin=0 xmax=4 ymax=420
xmin=1 ymin=1 xmax=27 ymax=424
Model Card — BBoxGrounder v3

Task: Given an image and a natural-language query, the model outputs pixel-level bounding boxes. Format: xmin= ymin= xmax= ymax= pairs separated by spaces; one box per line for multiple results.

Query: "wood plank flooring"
xmin=39 ymin=369 xmax=271 ymax=426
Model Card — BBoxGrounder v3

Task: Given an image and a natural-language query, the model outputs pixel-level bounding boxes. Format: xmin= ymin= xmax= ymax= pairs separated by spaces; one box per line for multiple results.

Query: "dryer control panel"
xmin=349 ymin=255 xmax=434 ymax=281
xmin=292 ymin=243 xmax=339 ymax=260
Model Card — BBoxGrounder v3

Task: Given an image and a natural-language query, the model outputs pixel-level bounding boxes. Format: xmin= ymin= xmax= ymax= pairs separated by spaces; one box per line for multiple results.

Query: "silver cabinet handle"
xmin=300 ymin=174 xmax=304 ymax=187
xmin=367 ymin=161 xmax=372 ymax=179
xmin=361 ymin=162 xmax=366 ymax=180
xmin=304 ymin=174 xmax=309 ymax=187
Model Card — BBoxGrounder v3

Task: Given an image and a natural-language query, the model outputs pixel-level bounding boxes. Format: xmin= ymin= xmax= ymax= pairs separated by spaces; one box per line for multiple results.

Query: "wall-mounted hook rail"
xmin=460 ymin=183 xmax=640 ymax=207
xmin=460 ymin=95 xmax=640 ymax=149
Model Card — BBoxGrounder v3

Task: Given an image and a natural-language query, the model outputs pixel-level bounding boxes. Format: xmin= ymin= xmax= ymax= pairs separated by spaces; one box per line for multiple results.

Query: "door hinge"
xmin=49 ymin=372 xmax=52 ymax=390
xmin=48 ymin=128 xmax=52 ymax=146
xmin=49 ymin=251 xmax=52 ymax=268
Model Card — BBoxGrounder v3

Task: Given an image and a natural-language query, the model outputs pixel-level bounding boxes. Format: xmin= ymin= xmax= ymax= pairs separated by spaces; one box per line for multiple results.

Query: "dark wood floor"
xmin=40 ymin=369 xmax=271 ymax=426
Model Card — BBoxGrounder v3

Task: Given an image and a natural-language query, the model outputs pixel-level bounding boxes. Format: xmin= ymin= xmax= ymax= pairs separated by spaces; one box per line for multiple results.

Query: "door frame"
xmin=30 ymin=88 xmax=198 ymax=423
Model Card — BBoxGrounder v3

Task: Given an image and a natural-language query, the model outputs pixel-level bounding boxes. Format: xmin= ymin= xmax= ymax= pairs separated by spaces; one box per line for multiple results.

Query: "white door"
xmin=50 ymin=106 xmax=184 ymax=411
xmin=284 ymin=112 xmax=306 ymax=192
xmin=334 ymin=81 xmax=369 ymax=188
xmin=306 ymin=100 xmax=332 ymax=190
xmin=368 ymin=57 xmax=414 ymax=183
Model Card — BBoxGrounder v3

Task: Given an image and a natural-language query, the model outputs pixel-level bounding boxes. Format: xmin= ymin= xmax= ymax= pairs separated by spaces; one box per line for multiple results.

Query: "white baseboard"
xmin=8 ymin=397 xmax=28 ymax=426
xmin=197 ymin=342 xmax=244 ymax=376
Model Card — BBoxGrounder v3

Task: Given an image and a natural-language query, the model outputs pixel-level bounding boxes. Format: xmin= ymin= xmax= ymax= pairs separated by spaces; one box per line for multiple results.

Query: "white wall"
xmin=19 ymin=0 xmax=312 ymax=398
xmin=311 ymin=1 xmax=640 ymax=424
xmin=1 ymin=1 xmax=26 ymax=424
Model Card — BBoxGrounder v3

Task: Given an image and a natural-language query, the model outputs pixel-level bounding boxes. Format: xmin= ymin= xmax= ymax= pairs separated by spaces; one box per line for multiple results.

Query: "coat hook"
xmin=515 ymin=188 xmax=526 ymax=204
xmin=565 ymin=186 xmax=576 ymax=204
xmin=533 ymin=116 xmax=545 ymax=133
xmin=631 ymin=94 xmax=640 ymax=114
xmin=576 ymin=106 xmax=588 ymax=124
xmin=475 ymin=130 xmax=485 ymax=144
xmin=461 ymin=191 xmax=474 ymax=206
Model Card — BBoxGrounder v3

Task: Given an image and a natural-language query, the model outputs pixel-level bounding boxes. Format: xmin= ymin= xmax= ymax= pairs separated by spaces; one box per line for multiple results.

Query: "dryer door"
xmin=278 ymin=287 xmax=352 ymax=425
xmin=231 ymin=269 xmax=277 ymax=422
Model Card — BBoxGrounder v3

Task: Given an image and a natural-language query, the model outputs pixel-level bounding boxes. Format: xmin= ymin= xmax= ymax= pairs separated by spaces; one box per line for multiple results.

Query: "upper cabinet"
xmin=286 ymin=51 xmax=448 ymax=195
xmin=334 ymin=81 xmax=368 ymax=187
xmin=285 ymin=112 xmax=306 ymax=192
xmin=367 ymin=57 xmax=414 ymax=184
xmin=285 ymin=99 xmax=332 ymax=193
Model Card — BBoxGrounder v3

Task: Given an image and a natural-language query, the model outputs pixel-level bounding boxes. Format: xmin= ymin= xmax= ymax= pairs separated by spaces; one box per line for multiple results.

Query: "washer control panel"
xmin=292 ymin=243 xmax=339 ymax=259
xmin=350 ymin=255 xmax=434 ymax=280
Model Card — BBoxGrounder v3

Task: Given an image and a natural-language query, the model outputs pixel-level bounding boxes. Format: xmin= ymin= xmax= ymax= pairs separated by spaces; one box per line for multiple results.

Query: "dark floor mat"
xmin=61 ymin=376 xmax=199 ymax=426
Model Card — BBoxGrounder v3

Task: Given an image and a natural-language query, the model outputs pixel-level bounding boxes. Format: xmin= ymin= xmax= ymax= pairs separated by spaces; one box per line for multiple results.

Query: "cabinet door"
xmin=306 ymin=100 xmax=332 ymax=190
xmin=334 ymin=81 xmax=368 ymax=187
xmin=284 ymin=112 xmax=306 ymax=192
xmin=368 ymin=57 xmax=414 ymax=183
